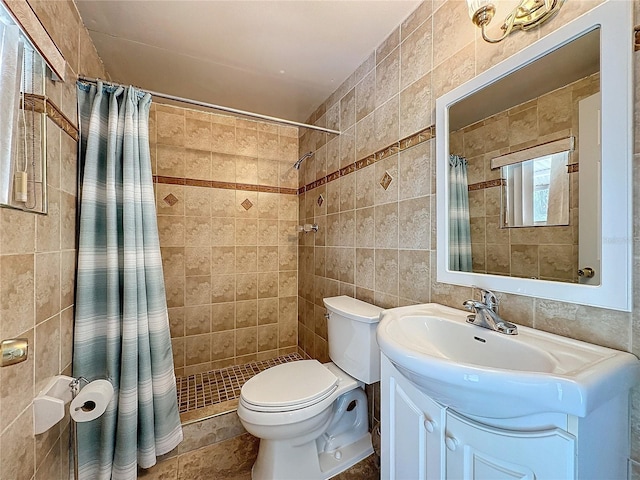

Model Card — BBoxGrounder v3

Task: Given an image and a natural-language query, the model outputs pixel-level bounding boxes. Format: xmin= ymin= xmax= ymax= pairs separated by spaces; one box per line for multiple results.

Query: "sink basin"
xmin=376 ymin=303 xmax=640 ymax=418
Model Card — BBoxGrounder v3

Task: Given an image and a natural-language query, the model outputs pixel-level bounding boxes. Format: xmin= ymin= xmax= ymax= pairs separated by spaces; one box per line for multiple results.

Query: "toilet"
xmin=237 ymin=295 xmax=383 ymax=480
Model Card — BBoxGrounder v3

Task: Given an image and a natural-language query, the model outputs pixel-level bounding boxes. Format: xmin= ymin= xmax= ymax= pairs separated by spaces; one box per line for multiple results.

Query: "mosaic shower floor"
xmin=176 ymin=353 xmax=303 ymax=421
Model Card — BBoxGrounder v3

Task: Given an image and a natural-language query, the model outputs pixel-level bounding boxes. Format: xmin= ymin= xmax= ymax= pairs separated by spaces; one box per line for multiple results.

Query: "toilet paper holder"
xmin=33 ymin=375 xmax=76 ymax=435
xmin=33 ymin=375 xmax=111 ymax=435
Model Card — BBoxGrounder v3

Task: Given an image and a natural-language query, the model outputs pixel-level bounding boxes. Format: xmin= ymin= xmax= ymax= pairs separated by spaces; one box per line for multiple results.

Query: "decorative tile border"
xmin=23 ymin=93 xmax=78 ymax=140
xmin=153 ymin=175 xmax=298 ymax=195
xmin=567 ymin=163 xmax=579 ymax=174
xmin=298 ymin=125 xmax=435 ymax=194
xmin=468 ymin=178 xmax=505 ymax=191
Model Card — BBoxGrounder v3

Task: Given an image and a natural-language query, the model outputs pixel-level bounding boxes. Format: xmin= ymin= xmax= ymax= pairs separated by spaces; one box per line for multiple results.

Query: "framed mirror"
xmin=436 ymin=1 xmax=632 ymax=311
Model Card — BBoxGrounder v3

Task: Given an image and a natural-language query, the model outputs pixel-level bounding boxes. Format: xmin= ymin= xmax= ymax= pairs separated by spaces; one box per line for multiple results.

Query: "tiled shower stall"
xmin=148 ymin=104 xmax=301 ymax=378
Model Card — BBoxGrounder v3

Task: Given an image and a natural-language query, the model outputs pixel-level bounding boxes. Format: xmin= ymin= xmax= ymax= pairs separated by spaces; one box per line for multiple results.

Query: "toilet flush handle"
xmin=324 ymin=313 xmax=330 ymax=319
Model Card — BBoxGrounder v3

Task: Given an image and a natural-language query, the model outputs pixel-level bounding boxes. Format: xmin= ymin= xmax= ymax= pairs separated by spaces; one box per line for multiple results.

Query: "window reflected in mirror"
xmin=501 ymin=151 xmax=570 ymax=228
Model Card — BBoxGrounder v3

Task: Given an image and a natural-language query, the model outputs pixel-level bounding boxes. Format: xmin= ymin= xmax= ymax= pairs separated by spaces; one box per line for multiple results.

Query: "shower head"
xmin=293 ymin=151 xmax=314 ymax=170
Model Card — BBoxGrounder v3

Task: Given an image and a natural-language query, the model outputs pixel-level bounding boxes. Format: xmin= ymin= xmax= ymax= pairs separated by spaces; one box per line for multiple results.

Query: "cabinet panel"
xmin=382 ymin=356 xmax=443 ymax=479
xmin=390 ymin=380 xmax=428 ymax=479
xmin=445 ymin=412 xmax=576 ymax=480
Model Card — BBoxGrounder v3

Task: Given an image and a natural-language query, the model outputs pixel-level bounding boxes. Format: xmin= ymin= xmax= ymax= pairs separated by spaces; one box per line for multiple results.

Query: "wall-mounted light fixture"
xmin=467 ymin=0 xmax=564 ymax=43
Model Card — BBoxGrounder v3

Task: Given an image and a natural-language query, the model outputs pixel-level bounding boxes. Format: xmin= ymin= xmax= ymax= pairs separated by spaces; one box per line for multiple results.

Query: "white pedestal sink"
xmin=376 ymin=302 xmax=640 ymax=419
xmin=377 ymin=303 xmax=640 ymax=480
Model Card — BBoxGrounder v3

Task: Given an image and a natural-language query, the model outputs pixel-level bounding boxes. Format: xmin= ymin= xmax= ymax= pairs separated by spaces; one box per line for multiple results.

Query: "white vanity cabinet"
xmin=382 ymin=354 xmax=444 ymax=479
xmin=381 ymin=355 xmax=630 ymax=480
xmin=444 ymin=412 xmax=575 ymax=479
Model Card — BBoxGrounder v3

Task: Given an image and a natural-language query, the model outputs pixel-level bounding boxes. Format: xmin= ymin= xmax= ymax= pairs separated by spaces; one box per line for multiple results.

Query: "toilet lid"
xmin=241 ymin=360 xmax=338 ymax=411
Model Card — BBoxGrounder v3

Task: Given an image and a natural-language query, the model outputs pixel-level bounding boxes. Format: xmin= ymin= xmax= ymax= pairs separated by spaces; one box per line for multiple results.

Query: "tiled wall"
xmin=297 ymin=0 xmax=640 ymax=472
xmin=148 ymin=104 xmax=300 ymax=377
xmin=0 ymin=0 xmax=106 ymax=478
xmin=450 ymin=73 xmax=599 ymax=281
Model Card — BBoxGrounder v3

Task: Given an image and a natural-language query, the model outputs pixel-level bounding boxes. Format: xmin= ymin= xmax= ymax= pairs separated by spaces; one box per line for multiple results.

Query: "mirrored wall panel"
xmin=0 ymin=3 xmax=49 ymax=213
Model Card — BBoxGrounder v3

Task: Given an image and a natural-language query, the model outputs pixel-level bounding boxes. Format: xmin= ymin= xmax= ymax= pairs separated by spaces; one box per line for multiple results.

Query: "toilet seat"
xmin=241 ymin=360 xmax=338 ymax=413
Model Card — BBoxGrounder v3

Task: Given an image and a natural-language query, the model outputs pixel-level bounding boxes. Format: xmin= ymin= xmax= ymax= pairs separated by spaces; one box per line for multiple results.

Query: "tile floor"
xmin=176 ymin=353 xmax=303 ymax=414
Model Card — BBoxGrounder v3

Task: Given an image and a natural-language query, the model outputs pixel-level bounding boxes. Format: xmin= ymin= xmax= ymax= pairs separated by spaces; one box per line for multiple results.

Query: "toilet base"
xmin=318 ymin=433 xmax=374 ymax=479
xmin=251 ymin=431 xmax=373 ymax=480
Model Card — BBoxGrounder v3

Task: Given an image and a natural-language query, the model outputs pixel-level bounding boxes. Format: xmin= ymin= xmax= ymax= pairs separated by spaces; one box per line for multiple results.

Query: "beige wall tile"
xmin=35 ymin=314 xmax=61 ymax=393
xmin=60 ymin=133 xmax=77 ymax=196
xmin=375 ymin=249 xmax=398 ymax=296
xmin=1 ymin=406 xmax=35 ymax=480
xmin=400 ymin=18 xmax=432 ymax=90
xmin=210 ymin=274 xmax=235 ymax=304
xmin=176 ymin=433 xmax=258 ymax=479
xmin=156 ymin=107 xmax=185 ymax=147
xmin=157 ymin=144 xmax=186 ymax=178
xmin=36 ymin=188 xmax=60 ymax=253
xmin=534 ymin=300 xmax=631 ymax=351
xmin=376 ymin=47 xmax=400 ymax=107
xmin=210 ymin=153 xmax=236 ymax=183
xmin=398 ymin=196 xmax=430 ymax=249
xmin=60 ymin=191 xmax=76 ymax=250
xmin=185 ymin=305 xmax=211 ymax=336
xmin=399 ymin=249 xmax=430 ymax=303
xmin=355 ymin=248 xmax=375 ymax=290
xmin=184 ymin=334 xmax=211 ymax=366
xmin=0 ymin=254 xmax=35 ymax=338
xmin=401 ymin=1 xmax=432 ymax=40
xmin=1 ymin=209 xmax=35 ymax=255
xmin=210 ymin=188 xmax=236 ymax=217
xmin=375 ymin=203 xmax=399 ymax=249
xmin=258 ymin=298 xmax=278 ymax=325
xmin=210 ymin=330 xmax=235 ymax=361
xmin=185 ymin=150 xmax=212 ymax=181
xmin=0 ymin=328 xmax=34 ymax=430
xmin=210 ymin=218 xmax=235 ymax=246
xmin=400 ymin=72 xmax=432 ymax=138
xmin=211 ymin=303 xmax=235 ymax=332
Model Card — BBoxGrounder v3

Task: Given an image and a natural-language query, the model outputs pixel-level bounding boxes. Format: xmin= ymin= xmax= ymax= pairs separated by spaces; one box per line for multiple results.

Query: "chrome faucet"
xmin=463 ymin=289 xmax=518 ymax=335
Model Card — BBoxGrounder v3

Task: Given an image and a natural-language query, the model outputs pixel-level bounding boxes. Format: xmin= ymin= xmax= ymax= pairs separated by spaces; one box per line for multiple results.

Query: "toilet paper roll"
xmin=70 ymin=379 xmax=114 ymax=423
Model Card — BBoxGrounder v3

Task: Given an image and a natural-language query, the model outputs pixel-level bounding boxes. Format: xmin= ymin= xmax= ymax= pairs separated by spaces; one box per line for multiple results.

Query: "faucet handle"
xmin=474 ymin=287 xmax=499 ymax=312
xmin=463 ymin=299 xmax=483 ymax=311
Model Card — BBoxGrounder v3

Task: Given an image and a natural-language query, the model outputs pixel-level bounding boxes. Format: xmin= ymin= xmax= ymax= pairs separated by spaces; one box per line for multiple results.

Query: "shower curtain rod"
xmin=77 ymin=76 xmax=341 ymax=135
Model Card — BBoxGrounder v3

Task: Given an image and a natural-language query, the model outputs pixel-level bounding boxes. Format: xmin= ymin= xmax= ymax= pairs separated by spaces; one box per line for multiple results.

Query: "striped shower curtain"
xmin=449 ymin=154 xmax=472 ymax=272
xmin=73 ymin=81 xmax=183 ymax=479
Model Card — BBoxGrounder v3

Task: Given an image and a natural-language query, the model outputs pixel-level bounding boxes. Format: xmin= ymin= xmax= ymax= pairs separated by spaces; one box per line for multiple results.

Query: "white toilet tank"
xmin=323 ymin=296 xmax=383 ymax=384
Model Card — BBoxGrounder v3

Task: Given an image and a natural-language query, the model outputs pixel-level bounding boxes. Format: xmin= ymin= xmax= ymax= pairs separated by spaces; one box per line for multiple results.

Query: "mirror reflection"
xmin=0 ymin=3 xmax=48 ymax=214
xmin=501 ymin=150 xmax=570 ymax=228
xmin=447 ymin=28 xmax=600 ymax=284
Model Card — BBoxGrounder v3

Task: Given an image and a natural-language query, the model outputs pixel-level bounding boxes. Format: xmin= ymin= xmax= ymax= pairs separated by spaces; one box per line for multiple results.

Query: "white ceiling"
xmin=76 ymin=0 xmax=421 ymax=123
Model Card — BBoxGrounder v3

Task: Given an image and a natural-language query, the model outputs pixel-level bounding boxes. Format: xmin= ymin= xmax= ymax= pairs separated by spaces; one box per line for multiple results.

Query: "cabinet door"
xmin=445 ymin=412 xmax=576 ymax=480
xmin=382 ymin=357 xmax=443 ymax=480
